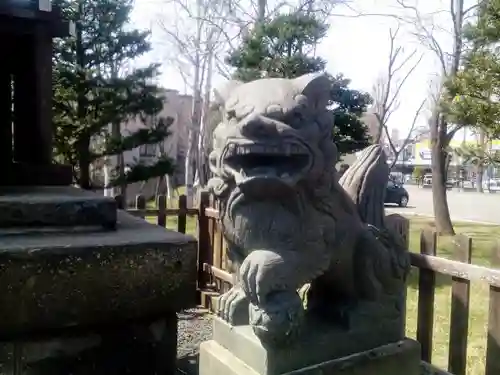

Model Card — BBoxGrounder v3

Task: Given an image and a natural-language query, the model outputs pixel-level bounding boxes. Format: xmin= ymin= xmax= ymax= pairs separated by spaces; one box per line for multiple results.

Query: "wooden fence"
xmin=119 ymin=192 xmax=500 ymax=375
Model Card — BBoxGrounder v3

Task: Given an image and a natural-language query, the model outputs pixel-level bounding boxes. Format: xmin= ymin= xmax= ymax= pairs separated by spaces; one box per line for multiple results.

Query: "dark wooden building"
xmin=0 ymin=0 xmax=73 ymax=186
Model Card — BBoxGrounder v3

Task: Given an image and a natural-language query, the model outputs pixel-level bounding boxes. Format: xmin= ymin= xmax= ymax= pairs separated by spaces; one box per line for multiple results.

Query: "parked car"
xmin=385 ymin=180 xmax=409 ymax=207
xmin=483 ymin=179 xmax=500 ymax=191
xmin=423 ymin=174 xmax=432 ymax=186
xmin=446 ymin=178 xmax=459 ymax=187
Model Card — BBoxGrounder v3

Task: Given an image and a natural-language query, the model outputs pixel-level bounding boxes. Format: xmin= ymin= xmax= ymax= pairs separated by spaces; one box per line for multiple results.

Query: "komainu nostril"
xmin=241 ymin=119 xmax=280 ymax=138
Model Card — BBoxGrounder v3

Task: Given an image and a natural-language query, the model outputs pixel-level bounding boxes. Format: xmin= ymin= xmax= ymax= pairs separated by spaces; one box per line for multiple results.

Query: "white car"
xmin=483 ymin=179 xmax=500 ymax=191
xmin=423 ymin=174 xmax=432 ymax=186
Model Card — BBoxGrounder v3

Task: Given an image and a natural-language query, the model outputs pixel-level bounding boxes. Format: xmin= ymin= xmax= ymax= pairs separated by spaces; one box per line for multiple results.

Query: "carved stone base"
xmin=199 ymin=317 xmax=421 ymax=375
xmin=0 ymin=314 xmax=178 ymax=375
xmin=0 ymin=210 xmax=197 ymax=337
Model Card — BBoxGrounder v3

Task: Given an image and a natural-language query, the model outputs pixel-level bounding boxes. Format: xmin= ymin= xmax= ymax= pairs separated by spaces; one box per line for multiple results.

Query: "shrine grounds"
xmin=143 ymin=201 xmax=499 ymax=375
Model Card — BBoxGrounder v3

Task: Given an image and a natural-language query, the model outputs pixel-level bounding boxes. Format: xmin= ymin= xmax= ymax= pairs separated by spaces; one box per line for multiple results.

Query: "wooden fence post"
xmin=178 ymin=195 xmax=187 ymax=234
xmin=135 ymin=195 xmax=146 ymax=219
xmin=157 ymin=195 xmax=166 ymax=227
xmin=197 ymin=192 xmax=211 ymax=295
xmin=486 ymin=241 xmax=500 ymax=375
xmin=416 ymin=229 xmax=437 ymax=363
xmin=385 ymin=213 xmax=410 ymax=337
xmin=448 ymin=235 xmax=472 ymax=375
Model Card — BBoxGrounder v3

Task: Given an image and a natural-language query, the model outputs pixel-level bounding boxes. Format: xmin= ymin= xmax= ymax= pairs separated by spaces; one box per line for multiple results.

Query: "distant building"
xmin=91 ymin=89 xmax=197 ymax=200
xmin=121 ymin=88 xmax=194 ymax=184
xmin=390 ymin=128 xmax=400 ymax=143
xmin=361 ymin=110 xmax=382 ymax=143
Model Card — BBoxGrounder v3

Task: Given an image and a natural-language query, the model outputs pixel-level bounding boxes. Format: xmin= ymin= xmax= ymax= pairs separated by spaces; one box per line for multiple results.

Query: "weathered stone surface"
xmin=207 ymin=72 xmax=410 ymax=345
xmin=207 ymin=317 xmax=403 ymax=375
xmin=0 ymin=210 xmax=197 ymax=337
xmin=0 ymin=186 xmax=117 ymax=229
xmin=200 ymin=318 xmax=420 ymax=375
xmin=339 ymin=144 xmax=389 ymax=228
xmin=0 ymin=313 xmax=178 ymax=375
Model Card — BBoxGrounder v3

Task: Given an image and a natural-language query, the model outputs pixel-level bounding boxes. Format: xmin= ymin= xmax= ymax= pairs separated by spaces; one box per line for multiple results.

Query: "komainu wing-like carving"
xmin=208 ymin=73 xmax=411 ymax=346
xmin=339 ymin=144 xmax=389 ymax=228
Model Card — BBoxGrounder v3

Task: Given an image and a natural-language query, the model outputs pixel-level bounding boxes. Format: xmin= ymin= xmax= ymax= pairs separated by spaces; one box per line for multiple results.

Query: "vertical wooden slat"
xmin=218 ymin=222 xmax=226 ymax=271
xmin=218 ymin=220 xmax=225 ymax=271
xmin=157 ymin=195 xmax=167 ymax=227
xmin=0 ymin=67 xmax=12 ymax=168
xmin=486 ymin=242 xmax=500 ymax=375
xmin=448 ymin=235 xmax=472 ymax=375
xmin=207 ymin=216 xmax=217 ymax=290
xmin=177 ymin=195 xmax=187 ymax=234
xmin=416 ymin=229 xmax=437 ymax=363
xmin=197 ymin=192 xmax=211 ymax=294
xmin=114 ymin=194 xmax=124 ymax=210
xmin=212 ymin=217 xmax=221 ymax=269
xmin=135 ymin=195 xmax=146 ymax=219
xmin=12 ymin=32 xmax=52 ymax=165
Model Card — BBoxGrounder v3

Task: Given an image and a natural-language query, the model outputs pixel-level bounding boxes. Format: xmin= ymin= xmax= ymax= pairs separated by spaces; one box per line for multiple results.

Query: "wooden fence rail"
xmin=119 ymin=192 xmax=500 ymax=375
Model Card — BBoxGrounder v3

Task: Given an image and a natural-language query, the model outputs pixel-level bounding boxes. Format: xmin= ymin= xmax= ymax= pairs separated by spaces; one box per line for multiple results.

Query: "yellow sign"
xmin=414 ymin=141 xmax=432 ymax=165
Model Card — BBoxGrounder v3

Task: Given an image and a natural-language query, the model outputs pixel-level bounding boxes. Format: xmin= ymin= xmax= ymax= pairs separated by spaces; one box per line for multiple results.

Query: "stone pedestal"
xmin=0 ymin=186 xmax=198 ymax=374
xmin=200 ymin=317 xmax=421 ymax=375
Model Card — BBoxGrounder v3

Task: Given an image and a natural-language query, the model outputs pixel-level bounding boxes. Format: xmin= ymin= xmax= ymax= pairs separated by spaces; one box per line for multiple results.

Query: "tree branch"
xmin=372 ymin=25 xmax=424 ymax=144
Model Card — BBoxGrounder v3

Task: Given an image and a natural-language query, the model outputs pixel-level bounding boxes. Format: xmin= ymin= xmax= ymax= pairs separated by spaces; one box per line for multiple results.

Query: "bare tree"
xmin=384 ymin=100 xmax=427 ymax=169
xmin=157 ymin=0 xmax=348 ymax=206
xmin=396 ymin=0 xmax=469 ymax=235
xmin=344 ymin=0 xmax=483 ymax=234
xmin=157 ymin=0 xmax=233 ymax=206
xmin=371 ymin=26 xmax=426 ymax=168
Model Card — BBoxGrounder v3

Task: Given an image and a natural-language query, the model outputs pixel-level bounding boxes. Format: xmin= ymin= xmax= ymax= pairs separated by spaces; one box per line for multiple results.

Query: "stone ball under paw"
xmin=249 ymin=290 xmax=304 ymax=344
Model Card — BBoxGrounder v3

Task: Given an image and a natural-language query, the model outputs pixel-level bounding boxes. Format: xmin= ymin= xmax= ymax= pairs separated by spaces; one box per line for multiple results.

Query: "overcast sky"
xmin=131 ymin=0 xmax=476 ymax=140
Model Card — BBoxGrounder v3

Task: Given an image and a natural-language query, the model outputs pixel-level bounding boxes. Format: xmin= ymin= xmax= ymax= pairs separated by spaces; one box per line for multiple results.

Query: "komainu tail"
xmin=339 ymin=145 xmax=389 ymax=228
xmin=340 ymin=145 xmax=410 ymax=293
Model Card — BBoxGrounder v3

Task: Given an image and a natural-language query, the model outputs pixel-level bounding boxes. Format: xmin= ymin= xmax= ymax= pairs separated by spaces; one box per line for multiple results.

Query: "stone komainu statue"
xmin=207 ymin=73 xmax=410 ymax=345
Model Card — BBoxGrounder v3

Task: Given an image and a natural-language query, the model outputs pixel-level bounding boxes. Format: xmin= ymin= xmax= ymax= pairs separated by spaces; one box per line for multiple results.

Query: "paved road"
xmin=385 ymin=185 xmax=500 ymax=224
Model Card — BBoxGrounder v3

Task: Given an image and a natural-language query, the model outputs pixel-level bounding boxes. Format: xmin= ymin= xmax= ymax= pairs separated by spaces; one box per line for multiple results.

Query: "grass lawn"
xmin=144 ymin=201 xmax=499 ymax=375
xmin=405 ymin=217 xmax=500 ymax=375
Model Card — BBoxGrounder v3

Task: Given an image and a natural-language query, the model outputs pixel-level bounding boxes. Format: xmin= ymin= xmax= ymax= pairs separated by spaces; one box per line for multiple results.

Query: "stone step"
xmin=0 ymin=210 xmax=197 ymax=338
xmin=0 ymin=186 xmax=117 ymax=229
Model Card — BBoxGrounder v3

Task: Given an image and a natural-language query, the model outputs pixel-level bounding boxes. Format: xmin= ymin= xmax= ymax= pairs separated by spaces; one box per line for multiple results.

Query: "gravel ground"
xmin=177 ymin=308 xmax=213 ymax=375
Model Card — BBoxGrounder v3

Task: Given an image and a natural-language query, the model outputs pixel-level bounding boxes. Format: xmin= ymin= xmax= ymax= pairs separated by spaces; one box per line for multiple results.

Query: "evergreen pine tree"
xmin=226 ymin=12 xmax=371 ymax=155
xmin=52 ymin=0 xmax=174 ymax=189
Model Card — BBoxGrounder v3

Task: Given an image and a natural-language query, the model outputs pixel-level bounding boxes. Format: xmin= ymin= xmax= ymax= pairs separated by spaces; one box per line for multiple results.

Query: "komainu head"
xmin=208 ymin=73 xmax=338 ymax=201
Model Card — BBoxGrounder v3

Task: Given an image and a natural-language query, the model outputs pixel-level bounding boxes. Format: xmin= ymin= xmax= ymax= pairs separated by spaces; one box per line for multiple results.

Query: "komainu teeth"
xmin=227 ymin=143 xmax=306 ymax=155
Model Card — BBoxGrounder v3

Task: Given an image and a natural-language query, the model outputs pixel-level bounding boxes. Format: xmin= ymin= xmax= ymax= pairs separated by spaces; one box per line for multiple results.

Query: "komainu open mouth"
xmin=223 ymin=142 xmax=311 ymax=182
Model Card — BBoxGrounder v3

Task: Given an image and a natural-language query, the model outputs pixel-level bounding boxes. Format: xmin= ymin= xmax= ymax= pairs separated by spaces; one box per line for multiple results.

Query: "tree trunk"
xmin=196 ymin=38 xmax=214 ymax=190
xmin=476 ymin=164 xmax=484 ymax=192
xmin=75 ymin=9 xmax=91 ymax=190
xmin=185 ymin=0 xmax=203 ymax=208
xmin=476 ymin=129 xmax=486 ymax=192
xmin=430 ymin=114 xmax=455 ymax=235
xmin=166 ymin=175 xmax=174 ymax=200
xmin=258 ymin=0 xmax=266 ymax=22
xmin=77 ymin=135 xmax=91 ymax=190
xmin=104 ymin=158 xmax=112 ymax=196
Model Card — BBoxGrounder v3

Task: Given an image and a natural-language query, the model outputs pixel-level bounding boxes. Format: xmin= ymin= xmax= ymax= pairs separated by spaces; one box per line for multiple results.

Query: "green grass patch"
xmin=145 ymin=194 xmax=197 ymax=235
xmin=406 ymin=217 xmax=500 ymax=375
